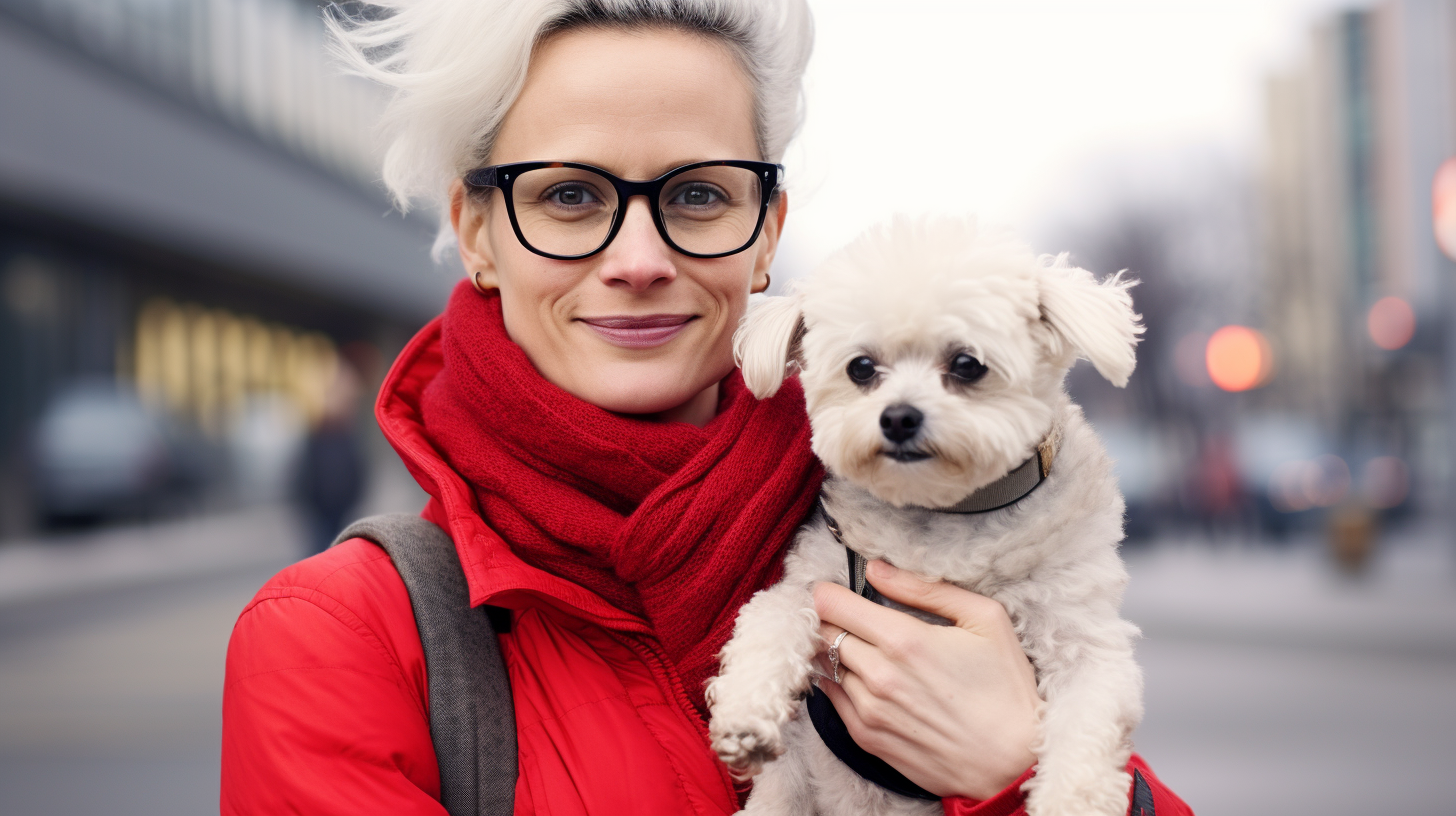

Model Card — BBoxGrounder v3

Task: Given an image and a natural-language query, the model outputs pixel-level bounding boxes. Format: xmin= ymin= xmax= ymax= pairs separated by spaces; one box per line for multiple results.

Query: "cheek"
xmin=700 ymin=257 xmax=755 ymax=305
xmin=685 ymin=259 xmax=755 ymax=350
xmin=492 ymin=245 xmax=590 ymax=356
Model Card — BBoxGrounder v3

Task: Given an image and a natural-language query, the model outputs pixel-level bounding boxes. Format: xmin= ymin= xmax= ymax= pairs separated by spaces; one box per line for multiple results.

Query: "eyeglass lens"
xmin=508 ymin=165 xmax=764 ymax=257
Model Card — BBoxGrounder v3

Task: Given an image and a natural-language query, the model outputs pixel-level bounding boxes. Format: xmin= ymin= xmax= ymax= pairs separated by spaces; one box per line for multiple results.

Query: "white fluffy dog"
xmin=706 ymin=217 xmax=1146 ymax=816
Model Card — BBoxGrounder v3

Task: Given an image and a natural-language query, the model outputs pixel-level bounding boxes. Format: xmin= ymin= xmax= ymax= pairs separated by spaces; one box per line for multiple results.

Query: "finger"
xmin=827 ymin=668 xmax=908 ymax=755
xmin=820 ymin=670 xmax=948 ymax=795
xmin=825 ymin=630 xmax=880 ymax=678
xmin=814 ymin=622 xmax=846 ymax=678
xmin=816 ymin=621 xmax=846 ymax=649
xmin=864 ymin=560 xmax=1014 ymax=637
xmin=813 ymin=581 xmax=923 ymax=649
xmin=815 ymin=623 xmax=838 ymax=681
xmin=815 ymin=661 xmax=856 ymax=715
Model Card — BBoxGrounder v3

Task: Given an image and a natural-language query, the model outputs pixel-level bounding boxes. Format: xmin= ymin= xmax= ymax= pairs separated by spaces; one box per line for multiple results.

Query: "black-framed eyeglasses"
xmin=461 ymin=159 xmax=783 ymax=260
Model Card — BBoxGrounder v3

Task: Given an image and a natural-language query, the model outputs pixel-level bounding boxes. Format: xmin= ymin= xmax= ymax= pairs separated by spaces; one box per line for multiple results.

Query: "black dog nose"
xmin=879 ymin=404 xmax=923 ymax=444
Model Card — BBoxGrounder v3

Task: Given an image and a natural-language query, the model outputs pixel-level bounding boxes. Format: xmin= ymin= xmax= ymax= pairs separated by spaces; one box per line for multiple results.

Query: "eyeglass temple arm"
xmin=767 ymin=165 xmax=785 ymax=200
xmin=462 ymin=167 xmax=499 ymax=189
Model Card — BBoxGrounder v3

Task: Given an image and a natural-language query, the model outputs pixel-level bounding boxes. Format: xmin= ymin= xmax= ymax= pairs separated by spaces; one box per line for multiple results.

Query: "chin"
xmin=572 ymin=360 xmax=723 ymax=418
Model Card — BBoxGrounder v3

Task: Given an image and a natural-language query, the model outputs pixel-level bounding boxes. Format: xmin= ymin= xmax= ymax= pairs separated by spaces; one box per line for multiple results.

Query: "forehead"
xmin=802 ymin=243 xmax=1043 ymax=357
xmin=491 ymin=27 xmax=759 ymax=177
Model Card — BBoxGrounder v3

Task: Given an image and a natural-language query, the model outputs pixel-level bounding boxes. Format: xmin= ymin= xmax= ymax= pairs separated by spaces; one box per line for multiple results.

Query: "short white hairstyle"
xmin=328 ymin=0 xmax=813 ymax=225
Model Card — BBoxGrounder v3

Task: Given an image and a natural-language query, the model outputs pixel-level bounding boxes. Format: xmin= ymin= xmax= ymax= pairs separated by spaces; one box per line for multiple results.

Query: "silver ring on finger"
xmin=828 ymin=631 xmax=850 ymax=684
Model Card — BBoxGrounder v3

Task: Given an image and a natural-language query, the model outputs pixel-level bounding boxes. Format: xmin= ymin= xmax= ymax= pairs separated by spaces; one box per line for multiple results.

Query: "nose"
xmin=597 ymin=198 xmax=676 ymax=291
xmin=879 ymin=404 xmax=923 ymax=444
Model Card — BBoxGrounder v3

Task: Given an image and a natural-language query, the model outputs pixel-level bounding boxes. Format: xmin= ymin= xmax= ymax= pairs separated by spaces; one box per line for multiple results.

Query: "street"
xmin=0 ymin=514 xmax=1453 ymax=815
xmin=1135 ymin=636 xmax=1456 ymax=814
xmin=0 ymin=565 xmax=284 ymax=816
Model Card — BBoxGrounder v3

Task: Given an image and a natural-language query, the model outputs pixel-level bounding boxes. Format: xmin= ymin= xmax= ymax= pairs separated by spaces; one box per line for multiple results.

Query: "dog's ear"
xmin=1038 ymin=258 xmax=1143 ymax=387
xmin=734 ymin=295 xmax=805 ymax=399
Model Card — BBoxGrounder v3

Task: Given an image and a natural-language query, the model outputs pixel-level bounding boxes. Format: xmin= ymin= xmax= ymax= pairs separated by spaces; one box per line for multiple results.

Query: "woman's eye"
xmin=668 ymin=184 xmax=725 ymax=208
xmin=846 ymin=356 xmax=877 ymax=383
xmin=949 ymin=353 xmax=988 ymax=383
xmin=544 ymin=184 xmax=600 ymax=207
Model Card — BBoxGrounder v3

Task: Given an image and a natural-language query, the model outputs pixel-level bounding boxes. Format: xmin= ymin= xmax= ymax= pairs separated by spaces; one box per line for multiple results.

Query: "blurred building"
xmin=0 ymin=0 xmax=452 ymax=533
xmin=1258 ymin=0 xmax=1456 ymax=521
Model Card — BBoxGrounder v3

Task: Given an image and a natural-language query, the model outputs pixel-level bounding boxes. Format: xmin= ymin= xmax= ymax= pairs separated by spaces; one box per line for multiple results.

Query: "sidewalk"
xmin=0 ymin=505 xmax=302 ymax=608
xmin=0 ymin=455 xmax=428 ymax=608
xmin=4 ymin=497 xmax=1453 ymax=654
xmin=1122 ymin=521 xmax=1456 ymax=656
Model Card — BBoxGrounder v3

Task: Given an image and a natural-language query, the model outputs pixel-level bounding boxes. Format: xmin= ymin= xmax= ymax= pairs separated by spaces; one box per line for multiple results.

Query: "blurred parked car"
xmin=1094 ymin=420 xmax=1184 ymax=543
xmin=1235 ymin=415 xmax=1338 ymax=538
xmin=30 ymin=381 xmax=204 ymax=525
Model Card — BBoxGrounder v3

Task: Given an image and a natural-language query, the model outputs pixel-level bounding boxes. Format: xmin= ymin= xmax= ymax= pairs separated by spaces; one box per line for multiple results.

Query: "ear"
xmin=450 ymin=178 xmax=499 ymax=288
xmin=733 ymin=295 xmax=804 ymax=399
xmin=750 ymin=192 xmax=789 ymax=295
xmin=1038 ymin=259 xmax=1143 ymax=387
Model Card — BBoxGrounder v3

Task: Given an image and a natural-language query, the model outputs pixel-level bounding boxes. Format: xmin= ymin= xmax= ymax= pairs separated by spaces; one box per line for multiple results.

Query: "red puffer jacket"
xmin=221 ymin=319 xmax=1193 ymax=816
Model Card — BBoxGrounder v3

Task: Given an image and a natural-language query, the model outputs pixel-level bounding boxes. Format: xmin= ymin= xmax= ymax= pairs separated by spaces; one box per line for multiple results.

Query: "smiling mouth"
xmin=883 ymin=449 xmax=933 ymax=463
xmin=578 ymin=314 xmax=697 ymax=349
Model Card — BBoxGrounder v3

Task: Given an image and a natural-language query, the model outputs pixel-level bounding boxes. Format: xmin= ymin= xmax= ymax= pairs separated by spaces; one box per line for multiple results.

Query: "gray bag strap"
xmin=332 ymin=514 xmax=517 ymax=816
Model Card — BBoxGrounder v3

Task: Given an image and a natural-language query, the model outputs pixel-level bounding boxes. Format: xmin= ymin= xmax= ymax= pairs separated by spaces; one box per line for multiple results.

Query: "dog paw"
xmin=709 ymin=720 xmax=785 ymax=777
xmin=1024 ymin=767 xmax=1133 ymax=816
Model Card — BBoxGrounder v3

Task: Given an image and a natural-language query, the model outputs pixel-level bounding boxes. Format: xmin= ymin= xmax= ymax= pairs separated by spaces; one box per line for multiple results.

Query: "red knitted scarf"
xmin=419 ymin=284 xmax=822 ymax=717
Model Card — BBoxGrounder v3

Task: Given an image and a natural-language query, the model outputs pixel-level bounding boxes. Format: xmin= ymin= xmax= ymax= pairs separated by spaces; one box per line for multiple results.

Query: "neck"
xmin=642 ymin=381 xmax=719 ymax=428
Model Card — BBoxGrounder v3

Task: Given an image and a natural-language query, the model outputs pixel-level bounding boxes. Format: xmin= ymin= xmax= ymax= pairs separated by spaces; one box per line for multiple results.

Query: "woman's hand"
xmin=813 ymin=559 xmax=1041 ymax=800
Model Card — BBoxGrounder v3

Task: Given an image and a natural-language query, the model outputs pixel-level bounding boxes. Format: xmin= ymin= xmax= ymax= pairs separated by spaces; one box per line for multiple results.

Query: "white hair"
xmin=327 ymin=0 xmax=813 ymax=255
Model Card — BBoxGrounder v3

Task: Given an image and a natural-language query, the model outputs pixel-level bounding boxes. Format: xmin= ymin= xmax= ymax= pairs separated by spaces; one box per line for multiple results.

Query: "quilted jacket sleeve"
xmin=940 ymin=754 xmax=1193 ymax=816
xmin=221 ymin=541 xmax=447 ymax=816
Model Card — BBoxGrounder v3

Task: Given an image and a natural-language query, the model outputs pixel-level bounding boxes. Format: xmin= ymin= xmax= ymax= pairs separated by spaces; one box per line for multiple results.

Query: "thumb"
xmin=866 ymin=560 xmax=1011 ymax=636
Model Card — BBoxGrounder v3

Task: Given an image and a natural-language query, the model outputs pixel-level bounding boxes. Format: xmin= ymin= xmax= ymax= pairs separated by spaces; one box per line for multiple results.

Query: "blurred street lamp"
xmin=1367 ymin=296 xmax=1415 ymax=350
xmin=1205 ymin=325 xmax=1273 ymax=392
xmin=1437 ymin=158 xmax=1456 ymax=544
xmin=1436 ymin=158 xmax=1456 ymax=261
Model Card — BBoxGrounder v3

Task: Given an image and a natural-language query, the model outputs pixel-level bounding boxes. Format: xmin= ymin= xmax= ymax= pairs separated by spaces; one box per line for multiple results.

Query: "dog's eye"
xmin=949 ymin=353 xmax=988 ymax=383
xmin=846 ymin=356 xmax=877 ymax=384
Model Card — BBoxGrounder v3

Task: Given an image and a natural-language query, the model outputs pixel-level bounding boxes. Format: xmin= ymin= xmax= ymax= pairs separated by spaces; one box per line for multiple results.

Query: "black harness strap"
xmin=823 ymin=509 xmax=882 ymax=605
xmin=332 ymin=514 xmax=517 ymax=816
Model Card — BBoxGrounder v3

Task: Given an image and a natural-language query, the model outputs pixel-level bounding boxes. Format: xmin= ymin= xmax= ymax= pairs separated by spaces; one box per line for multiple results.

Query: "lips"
xmin=578 ymin=314 xmax=696 ymax=349
xmin=884 ymin=449 xmax=933 ymax=462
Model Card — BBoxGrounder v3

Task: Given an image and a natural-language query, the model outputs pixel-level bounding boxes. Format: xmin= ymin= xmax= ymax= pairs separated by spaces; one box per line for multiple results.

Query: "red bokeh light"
xmin=1367 ymin=296 xmax=1415 ymax=350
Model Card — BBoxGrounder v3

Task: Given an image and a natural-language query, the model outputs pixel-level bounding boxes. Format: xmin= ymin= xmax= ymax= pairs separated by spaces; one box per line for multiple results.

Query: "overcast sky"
xmin=772 ymin=0 xmax=1359 ymax=279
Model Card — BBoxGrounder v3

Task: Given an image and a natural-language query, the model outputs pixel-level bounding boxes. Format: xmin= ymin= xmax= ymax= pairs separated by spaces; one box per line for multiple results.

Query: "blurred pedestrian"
xmin=294 ymin=358 xmax=367 ymax=556
xmin=222 ymin=2 xmax=1191 ymax=814
xmin=1190 ymin=436 xmax=1247 ymax=536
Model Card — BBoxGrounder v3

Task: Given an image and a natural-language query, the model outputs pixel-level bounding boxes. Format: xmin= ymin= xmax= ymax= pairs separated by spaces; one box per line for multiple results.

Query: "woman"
xmin=220 ymin=2 xmax=1191 ymax=814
